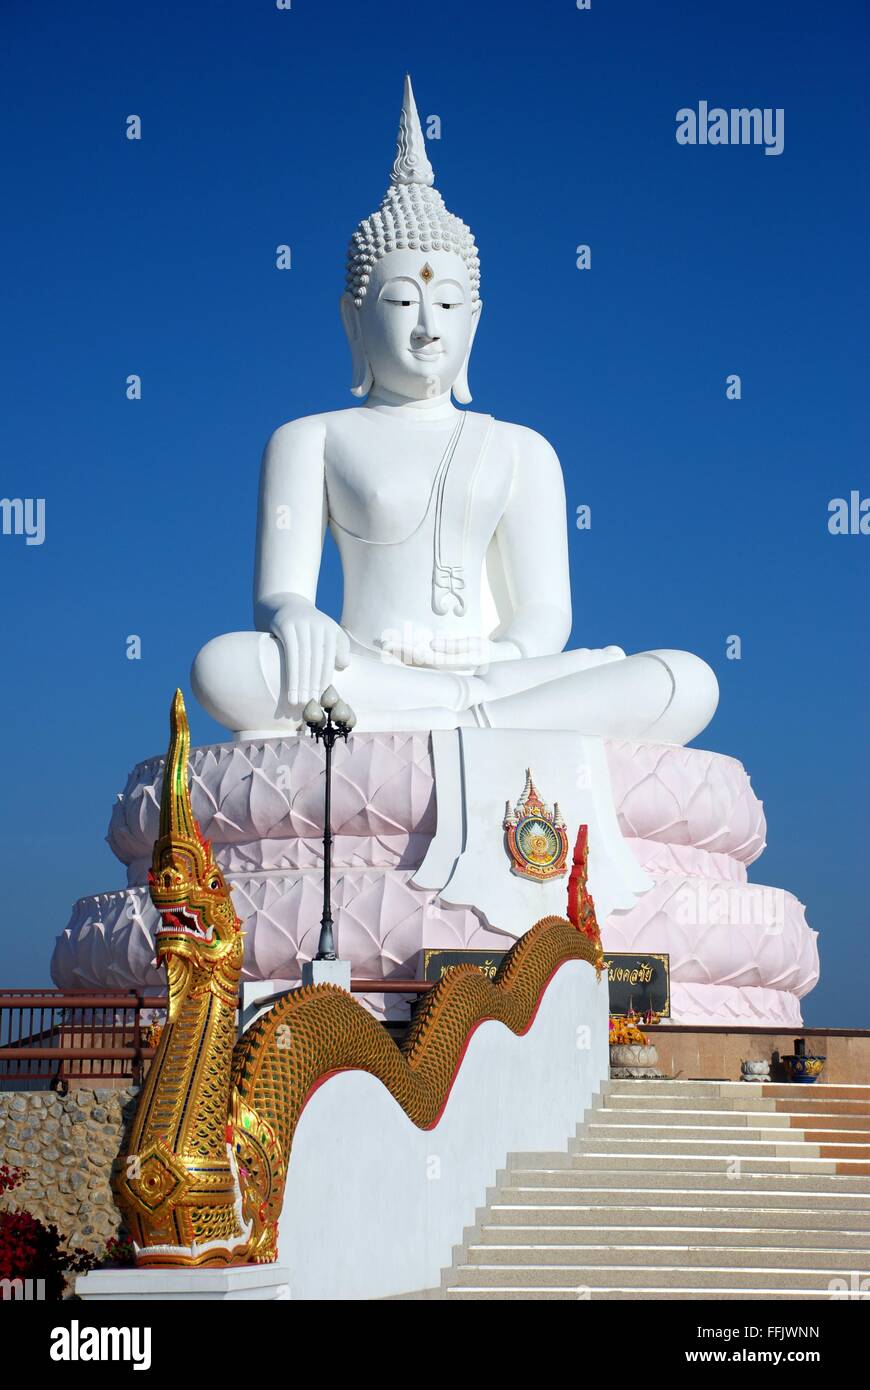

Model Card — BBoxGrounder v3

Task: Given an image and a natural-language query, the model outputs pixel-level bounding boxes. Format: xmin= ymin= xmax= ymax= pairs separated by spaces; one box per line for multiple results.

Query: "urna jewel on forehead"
xmin=345 ymin=74 xmax=481 ymax=308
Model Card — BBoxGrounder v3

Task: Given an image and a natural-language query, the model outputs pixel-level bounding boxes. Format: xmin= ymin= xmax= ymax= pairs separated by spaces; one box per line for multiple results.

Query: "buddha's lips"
xmin=156 ymin=906 xmax=213 ymax=943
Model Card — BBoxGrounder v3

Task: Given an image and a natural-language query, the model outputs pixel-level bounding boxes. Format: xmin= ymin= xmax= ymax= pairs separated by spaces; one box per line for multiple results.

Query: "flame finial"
xmin=391 ymin=74 xmax=435 ymax=187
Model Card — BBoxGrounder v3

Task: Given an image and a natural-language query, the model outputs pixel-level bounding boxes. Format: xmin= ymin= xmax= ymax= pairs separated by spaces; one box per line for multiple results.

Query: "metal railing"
xmin=0 ymin=992 xmax=164 ymax=1088
xmin=0 ymin=981 xmax=432 ymax=1088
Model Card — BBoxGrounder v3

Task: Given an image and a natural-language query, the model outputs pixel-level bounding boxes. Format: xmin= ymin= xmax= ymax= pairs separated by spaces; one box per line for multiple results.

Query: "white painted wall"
xmin=279 ymin=960 xmax=609 ymax=1300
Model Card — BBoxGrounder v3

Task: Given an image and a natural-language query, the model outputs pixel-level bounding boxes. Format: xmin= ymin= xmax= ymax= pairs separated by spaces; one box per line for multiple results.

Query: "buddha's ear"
xmin=452 ymin=299 xmax=483 ymax=406
xmin=340 ymin=293 xmax=374 ymax=398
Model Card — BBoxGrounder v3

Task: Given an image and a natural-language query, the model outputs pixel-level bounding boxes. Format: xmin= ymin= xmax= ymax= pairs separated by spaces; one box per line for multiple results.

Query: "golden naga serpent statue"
xmin=113 ymin=691 xmax=603 ymax=1268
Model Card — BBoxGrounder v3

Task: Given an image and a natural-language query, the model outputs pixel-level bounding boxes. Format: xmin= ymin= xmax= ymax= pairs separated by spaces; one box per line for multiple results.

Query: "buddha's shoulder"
xmin=489 ymin=418 xmax=561 ymax=465
xmin=489 ymin=414 xmax=555 ymax=453
xmin=264 ymin=409 xmax=346 ymax=450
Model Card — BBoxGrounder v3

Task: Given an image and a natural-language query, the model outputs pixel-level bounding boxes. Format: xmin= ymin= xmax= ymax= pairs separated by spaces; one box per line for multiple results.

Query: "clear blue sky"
xmin=1 ymin=0 xmax=867 ymax=1024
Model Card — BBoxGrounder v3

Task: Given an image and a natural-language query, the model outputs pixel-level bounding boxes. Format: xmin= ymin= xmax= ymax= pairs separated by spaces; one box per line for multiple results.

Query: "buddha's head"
xmin=341 ymin=76 xmax=482 ymax=404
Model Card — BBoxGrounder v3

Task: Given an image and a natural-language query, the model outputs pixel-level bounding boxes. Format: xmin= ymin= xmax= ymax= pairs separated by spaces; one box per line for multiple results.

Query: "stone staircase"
xmin=442 ymin=1079 xmax=870 ymax=1300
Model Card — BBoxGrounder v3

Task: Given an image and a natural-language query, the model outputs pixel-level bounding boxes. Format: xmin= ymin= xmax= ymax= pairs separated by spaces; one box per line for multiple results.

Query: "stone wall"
xmin=0 ymin=1086 xmax=139 ymax=1255
xmin=646 ymin=1028 xmax=870 ymax=1084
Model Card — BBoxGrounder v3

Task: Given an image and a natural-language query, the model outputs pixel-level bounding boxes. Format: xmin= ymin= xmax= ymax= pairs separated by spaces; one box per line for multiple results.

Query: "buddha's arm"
xmin=253 ymin=417 xmax=350 ymax=702
xmin=489 ymin=427 xmax=573 ymax=659
xmin=254 ymin=418 xmax=328 ymax=618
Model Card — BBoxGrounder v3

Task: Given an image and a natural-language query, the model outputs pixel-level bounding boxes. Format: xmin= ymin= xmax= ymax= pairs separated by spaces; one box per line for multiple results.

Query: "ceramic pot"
xmin=740 ymin=1059 xmax=771 ymax=1082
xmin=782 ymin=1055 xmax=826 ymax=1084
xmin=610 ymin=1044 xmax=658 ymax=1067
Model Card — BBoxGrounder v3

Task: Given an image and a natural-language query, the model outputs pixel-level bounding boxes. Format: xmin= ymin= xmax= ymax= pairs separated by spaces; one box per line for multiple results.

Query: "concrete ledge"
xmin=76 ymin=1266 xmax=291 ymax=1301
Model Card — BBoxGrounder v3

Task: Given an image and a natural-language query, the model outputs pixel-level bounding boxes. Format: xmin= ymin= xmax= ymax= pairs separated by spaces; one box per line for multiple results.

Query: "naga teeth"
xmin=157 ymin=909 xmax=212 ymax=941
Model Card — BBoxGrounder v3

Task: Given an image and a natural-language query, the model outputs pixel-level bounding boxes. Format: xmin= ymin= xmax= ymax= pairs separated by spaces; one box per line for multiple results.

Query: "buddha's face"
xmin=343 ymin=249 xmax=480 ymax=402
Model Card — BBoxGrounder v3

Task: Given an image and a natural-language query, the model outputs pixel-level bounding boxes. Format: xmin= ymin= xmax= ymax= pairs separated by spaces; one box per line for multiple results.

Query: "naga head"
xmin=149 ymin=690 xmax=243 ymax=1014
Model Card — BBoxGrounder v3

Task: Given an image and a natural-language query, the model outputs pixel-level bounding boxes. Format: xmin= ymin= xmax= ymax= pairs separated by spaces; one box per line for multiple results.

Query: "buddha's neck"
xmin=365 ymin=387 xmax=459 ymax=421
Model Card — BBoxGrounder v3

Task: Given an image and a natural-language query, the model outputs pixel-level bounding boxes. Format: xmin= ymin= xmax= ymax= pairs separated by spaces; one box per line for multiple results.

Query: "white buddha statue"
xmin=193 ymin=76 xmax=718 ymax=746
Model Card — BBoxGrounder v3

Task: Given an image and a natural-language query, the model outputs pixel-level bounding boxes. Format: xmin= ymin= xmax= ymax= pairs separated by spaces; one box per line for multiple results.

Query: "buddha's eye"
xmin=438 ymin=303 xmax=458 ymax=310
xmin=385 ymin=299 xmax=416 ymax=308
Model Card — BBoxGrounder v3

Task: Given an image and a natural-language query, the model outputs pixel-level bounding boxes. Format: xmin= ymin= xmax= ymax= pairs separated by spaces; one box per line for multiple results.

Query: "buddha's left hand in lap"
xmin=376 ymin=633 xmax=523 ymax=670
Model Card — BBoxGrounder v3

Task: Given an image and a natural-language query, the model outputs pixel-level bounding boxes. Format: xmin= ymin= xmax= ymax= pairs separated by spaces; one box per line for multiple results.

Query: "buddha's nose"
xmin=413 ymin=301 xmax=440 ymax=343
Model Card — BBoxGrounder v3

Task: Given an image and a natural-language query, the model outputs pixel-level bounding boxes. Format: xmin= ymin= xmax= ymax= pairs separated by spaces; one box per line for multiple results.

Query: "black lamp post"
xmin=303 ymin=686 xmax=356 ymax=962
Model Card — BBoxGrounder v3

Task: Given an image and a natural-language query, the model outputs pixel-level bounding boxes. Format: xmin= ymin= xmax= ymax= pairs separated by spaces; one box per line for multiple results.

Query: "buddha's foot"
xmin=467 ymin=649 xmax=719 ymax=745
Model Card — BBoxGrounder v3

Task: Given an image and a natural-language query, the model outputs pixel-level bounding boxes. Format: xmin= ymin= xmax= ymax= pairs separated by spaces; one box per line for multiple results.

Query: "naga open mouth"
xmin=156 ymin=905 xmax=214 ymax=943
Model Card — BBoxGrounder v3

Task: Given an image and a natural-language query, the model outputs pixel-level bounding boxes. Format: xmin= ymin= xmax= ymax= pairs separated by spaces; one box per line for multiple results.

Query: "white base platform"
xmin=76 ymin=1266 xmax=292 ymax=1301
xmin=52 ymin=732 xmax=818 ymax=1026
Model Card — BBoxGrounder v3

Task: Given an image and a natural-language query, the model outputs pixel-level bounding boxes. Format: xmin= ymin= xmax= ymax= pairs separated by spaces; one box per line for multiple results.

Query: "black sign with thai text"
xmin=604 ymin=952 xmax=670 ymax=1017
xmin=421 ymin=948 xmax=506 ymax=983
xmin=421 ymin=947 xmax=670 ymax=1019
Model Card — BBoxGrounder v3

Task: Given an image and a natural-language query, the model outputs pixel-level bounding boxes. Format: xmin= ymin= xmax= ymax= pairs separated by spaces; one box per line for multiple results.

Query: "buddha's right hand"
xmin=269 ymin=597 xmax=351 ymax=705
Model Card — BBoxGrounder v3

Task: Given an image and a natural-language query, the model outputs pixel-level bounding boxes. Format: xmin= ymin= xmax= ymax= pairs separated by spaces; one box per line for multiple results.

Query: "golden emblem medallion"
xmin=503 ymin=769 xmax=569 ymax=881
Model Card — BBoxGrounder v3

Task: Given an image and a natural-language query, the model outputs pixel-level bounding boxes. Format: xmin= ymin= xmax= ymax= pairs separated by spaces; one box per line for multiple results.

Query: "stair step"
xmin=501 ymin=1169 xmax=870 ymax=1193
xmin=585 ymin=1112 xmax=794 ymax=1130
xmin=446 ymin=1287 xmax=842 ymax=1300
xmin=604 ymin=1095 xmax=779 ymax=1112
xmin=605 ymin=1081 xmax=870 ymax=1100
xmin=605 ymin=1093 xmax=870 ymax=1117
xmin=495 ymin=1186 xmax=870 ymax=1210
xmin=474 ymin=1224 xmax=870 ymax=1250
xmin=569 ymin=1138 xmax=824 ymax=1156
xmin=779 ymin=1118 xmax=870 ymax=1131
xmin=566 ymin=1151 xmax=870 ymax=1171
xmin=512 ymin=1153 xmax=839 ymax=1174
xmin=572 ymin=1138 xmax=870 ymax=1159
xmin=605 ymin=1083 xmax=735 ymax=1097
xmin=447 ymin=1263 xmax=869 ymax=1291
xmin=800 ymin=1128 xmax=870 ymax=1139
xmin=462 ymin=1243 xmax=869 ymax=1271
xmin=590 ymin=1111 xmax=870 ymax=1136
xmin=484 ymin=1202 xmax=870 ymax=1230
xmin=762 ymin=1085 xmax=870 ymax=1100
xmin=774 ymin=1099 xmax=870 ymax=1116
xmin=584 ymin=1122 xmax=800 ymax=1140
xmin=595 ymin=1154 xmax=870 ymax=1174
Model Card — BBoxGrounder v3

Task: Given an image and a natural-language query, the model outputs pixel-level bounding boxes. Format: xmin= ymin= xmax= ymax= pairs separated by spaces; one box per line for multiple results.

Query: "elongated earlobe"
xmin=340 ymin=293 xmax=374 ymax=398
xmin=452 ymin=300 xmax=483 ymax=405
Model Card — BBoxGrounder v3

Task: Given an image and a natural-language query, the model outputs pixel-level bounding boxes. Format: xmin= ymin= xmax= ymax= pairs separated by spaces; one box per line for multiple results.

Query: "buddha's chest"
xmin=325 ymin=416 xmax=513 ymax=547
